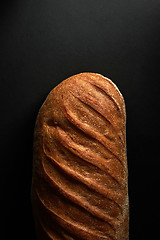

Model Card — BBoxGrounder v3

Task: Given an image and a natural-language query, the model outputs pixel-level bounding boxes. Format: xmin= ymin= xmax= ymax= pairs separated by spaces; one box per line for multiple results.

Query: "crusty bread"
xmin=31 ymin=73 xmax=129 ymax=240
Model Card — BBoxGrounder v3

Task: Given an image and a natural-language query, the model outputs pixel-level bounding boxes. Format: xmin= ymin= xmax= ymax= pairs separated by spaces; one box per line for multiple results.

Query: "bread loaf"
xmin=31 ymin=73 xmax=129 ymax=240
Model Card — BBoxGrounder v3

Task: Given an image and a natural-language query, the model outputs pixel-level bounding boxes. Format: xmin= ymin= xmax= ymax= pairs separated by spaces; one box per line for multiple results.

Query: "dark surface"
xmin=1 ymin=1 xmax=160 ymax=239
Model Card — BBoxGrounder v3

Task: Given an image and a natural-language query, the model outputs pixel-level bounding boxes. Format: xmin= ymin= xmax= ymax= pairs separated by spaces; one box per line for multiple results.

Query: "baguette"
xmin=31 ymin=73 xmax=129 ymax=240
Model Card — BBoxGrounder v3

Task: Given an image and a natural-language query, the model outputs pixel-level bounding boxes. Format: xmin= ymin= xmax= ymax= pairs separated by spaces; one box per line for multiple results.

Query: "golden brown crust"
xmin=31 ymin=73 xmax=129 ymax=240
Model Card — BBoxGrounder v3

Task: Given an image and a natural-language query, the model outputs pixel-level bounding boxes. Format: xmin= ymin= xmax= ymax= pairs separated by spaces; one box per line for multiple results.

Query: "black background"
xmin=1 ymin=0 xmax=160 ymax=239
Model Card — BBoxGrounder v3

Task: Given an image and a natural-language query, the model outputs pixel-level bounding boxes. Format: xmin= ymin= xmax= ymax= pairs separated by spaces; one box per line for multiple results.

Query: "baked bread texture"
xmin=31 ymin=73 xmax=129 ymax=240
